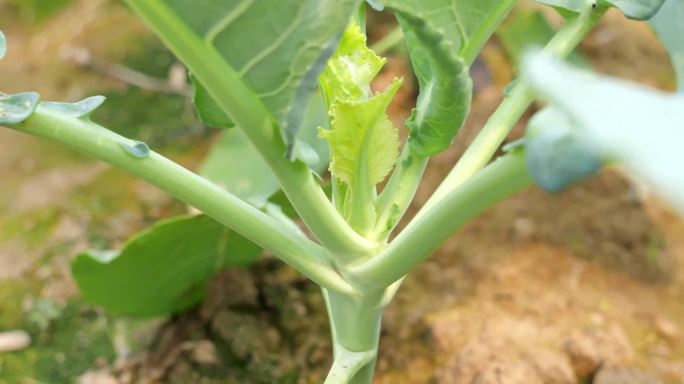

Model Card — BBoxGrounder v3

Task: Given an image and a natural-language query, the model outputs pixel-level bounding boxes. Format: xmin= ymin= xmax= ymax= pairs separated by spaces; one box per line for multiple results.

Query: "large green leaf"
xmin=370 ymin=0 xmax=514 ymax=157
xmin=72 ymin=214 xmax=261 ymax=318
xmin=198 ymin=92 xmax=330 ymax=208
xmin=161 ymin=0 xmax=361 ymax=147
xmin=524 ymin=54 xmax=684 ymax=215
xmin=650 ymin=0 xmax=684 ymax=91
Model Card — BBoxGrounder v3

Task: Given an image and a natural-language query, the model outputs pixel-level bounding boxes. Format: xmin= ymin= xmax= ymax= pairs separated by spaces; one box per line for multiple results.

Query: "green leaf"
xmin=0 ymin=31 xmax=6 ymax=60
xmin=41 ymin=96 xmax=106 ymax=119
xmin=191 ymin=74 xmax=234 ymax=129
xmin=198 ymin=92 xmax=330 ymax=208
xmin=199 ymin=129 xmax=279 ymax=208
xmin=497 ymin=9 xmax=590 ymax=69
xmin=372 ymin=0 xmax=515 ymax=157
xmin=72 ymin=214 xmax=261 ymax=318
xmin=0 ymin=92 xmax=40 ymax=125
xmin=524 ymin=54 xmax=684 ymax=215
xmin=320 ymin=79 xmax=401 ymax=191
xmin=320 ymin=22 xmax=386 ymax=105
xmin=524 ymin=108 xmax=603 ymax=192
xmin=164 ymin=0 xmax=362 ymax=146
xmin=650 ymin=0 xmax=684 ymax=91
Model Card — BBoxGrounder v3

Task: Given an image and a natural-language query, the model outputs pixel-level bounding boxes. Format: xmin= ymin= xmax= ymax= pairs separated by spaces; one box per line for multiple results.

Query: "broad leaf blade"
xmin=650 ymin=0 xmax=684 ymax=91
xmin=532 ymin=0 xmax=586 ymax=12
xmin=198 ymin=92 xmax=330 ymax=208
xmin=165 ymin=0 xmax=362 ymax=147
xmin=72 ymin=214 xmax=261 ymax=318
xmin=524 ymin=54 xmax=684 ymax=215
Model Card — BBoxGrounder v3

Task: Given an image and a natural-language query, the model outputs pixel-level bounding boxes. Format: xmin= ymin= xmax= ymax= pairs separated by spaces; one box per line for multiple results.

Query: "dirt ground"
xmin=1 ymin=1 xmax=683 ymax=383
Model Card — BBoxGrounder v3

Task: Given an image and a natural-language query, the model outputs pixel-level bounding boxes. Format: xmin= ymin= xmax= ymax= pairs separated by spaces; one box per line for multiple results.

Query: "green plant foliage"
xmin=168 ymin=0 xmax=362 ymax=147
xmin=532 ymin=0 xmax=586 ymax=11
xmin=199 ymin=129 xmax=279 ymax=208
xmin=0 ymin=92 xmax=40 ymax=125
xmin=497 ymin=9 xmax=590 ymax=69
xmin=41 ymin=96 xmax=106 ymax=119
xmin=321 ymin=79 xmax=401 ymax=195
xmin=524 ymin=107 xmax=603 ymax=192
xmin=650 ymin=0 xmax=684 ymax=91
xmin=199 ymin=93 xmax=330 ymax=208
xmin=369 ymin=0 xmax=515 ymax=157
xmin=524 ymin=54 xmax=684 ymax=214
xmin=72 ymin=214 xmax=261 ymax=317
xmin=320 ymin=23 xmax=386 ymax=105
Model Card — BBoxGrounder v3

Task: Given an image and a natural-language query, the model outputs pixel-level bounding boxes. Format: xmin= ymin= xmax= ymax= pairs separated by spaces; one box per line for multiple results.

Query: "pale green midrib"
xmin=460 ymin=0 xmax=516 ymax=65
xmin=204 ymin=0 xmax=256 ymax=43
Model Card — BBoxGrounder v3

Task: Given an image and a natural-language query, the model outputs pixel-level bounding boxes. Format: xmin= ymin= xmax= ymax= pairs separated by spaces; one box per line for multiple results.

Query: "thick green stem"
xmin=349 ymin=152 xmax=532 ymax=289
xmin=9 ymin=107 xmax=356 ymax=295
xmin=372 ymin=149 xmax=427 ymax=241
xmin=421 ymin=3 xmax=607 ymax=214
xmin=124 ymin=0 xmax=372 ymax=259
xmin=325 ymin=289 xmax=385 ymax=384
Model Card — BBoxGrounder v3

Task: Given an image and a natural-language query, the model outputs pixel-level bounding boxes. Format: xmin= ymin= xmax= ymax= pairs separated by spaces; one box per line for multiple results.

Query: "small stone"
xmin=654 ymin=317 xmax=679 ymax=343
xmin=474 ymin=360 xmax=543 ymax=384
xmin=190 ymin=340 xmax=219 ymax=366
xmin=563 ymin=324 xmax=634 ymax=378
xmin=593 ymin=367 xmax=663 ymax=384
xmin=526 ymin=348 xmax=576 ymax=384
xmin=77 ymin=369 xmax=119 ymax=384
xmin=0 ymin=330 xmax=30 ymax=352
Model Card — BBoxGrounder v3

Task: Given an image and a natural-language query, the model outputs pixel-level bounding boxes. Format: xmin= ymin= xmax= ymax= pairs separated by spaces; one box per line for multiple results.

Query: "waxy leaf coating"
xmin=72 ymin=214 xmax=261 ymax=317
xmin=41 ymin=95 xmax=106 ymax=119
xmin=0 ymin=92 xmax=40 ymax=125
xmin=0 ymin=31 xmax=6 ymax=60
xmin=534 ymin=0 xmax=665 ymax=19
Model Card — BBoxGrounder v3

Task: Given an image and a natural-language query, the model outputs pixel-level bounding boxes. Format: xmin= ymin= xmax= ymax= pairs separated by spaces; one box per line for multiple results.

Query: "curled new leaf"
xmin=320 ymin=23 xmax=386 ymax=105
xmin=0 ymin=92 xmax=40 ymax=125
xmin=372 ymin=0 xmax=515 ymax=157
xmin=320 ymin=79 xmax=402 ymax=192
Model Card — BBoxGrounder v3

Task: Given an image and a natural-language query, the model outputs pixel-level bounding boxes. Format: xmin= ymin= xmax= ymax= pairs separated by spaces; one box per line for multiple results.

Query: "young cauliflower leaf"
xmin=318 ymin=22 xmax=402 ymax=233
xmin=320 ymin=79 xmax=402 ymax=231
xmin=320 ymin=23 xmax=386 ymax=105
